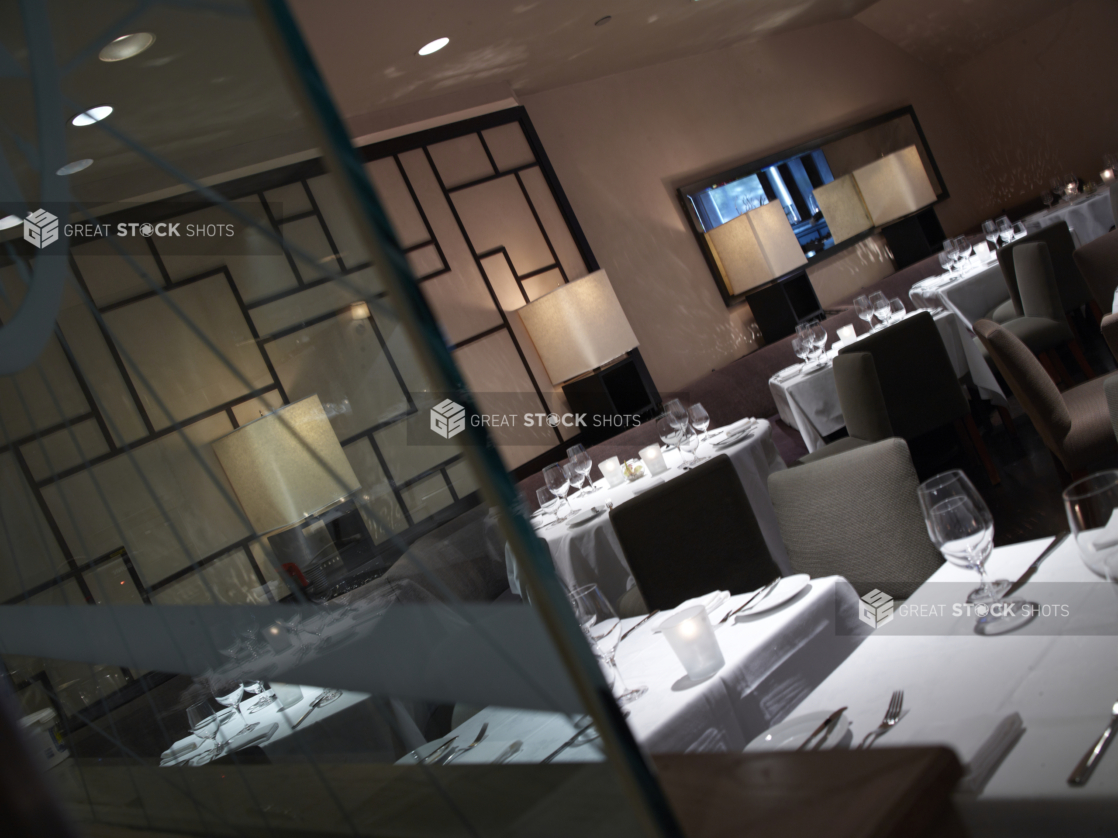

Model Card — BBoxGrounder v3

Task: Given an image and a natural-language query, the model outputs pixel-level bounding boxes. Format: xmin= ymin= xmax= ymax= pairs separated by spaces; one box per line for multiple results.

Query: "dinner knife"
xmin=291 ymin=693 xmax=326 ymax=729
xmin=1068 ymin=701 xmax=1118 ymax=786
xmin=1005 ymin=532 xmax=1069 ymax=597
xmin=719 ymin=577 xmax=780 ymax=625
xmin=797 ymin=707 xmax=846 ymax=752
xmin=417 ymin=736 xmax=458 ymax=765
xmin=620 ymin=610 xmax=660 ymax=642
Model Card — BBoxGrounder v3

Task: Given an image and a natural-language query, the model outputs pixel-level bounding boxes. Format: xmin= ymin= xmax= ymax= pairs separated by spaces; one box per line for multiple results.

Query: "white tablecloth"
xmin=403 ymin=574 xmax=869 ymax=762
xmin=524 ymin=420 xmax=791 ymax=604
xmin=787 ymin=536 xmax=1118 ymax=834
xmin=1023 ymin=188 xmax=1114 ymax=246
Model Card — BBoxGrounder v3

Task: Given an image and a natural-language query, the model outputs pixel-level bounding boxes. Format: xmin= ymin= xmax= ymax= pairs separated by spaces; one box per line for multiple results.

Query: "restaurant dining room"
xmin=3 ymin=0 xmax=1118 ymax=836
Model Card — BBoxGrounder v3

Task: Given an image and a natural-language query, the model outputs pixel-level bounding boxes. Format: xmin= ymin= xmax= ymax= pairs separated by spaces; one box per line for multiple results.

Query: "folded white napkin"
xmin=894 ymin=712 xmax=1023 ymax=794
xmin=652 ymin=591 xmax=730 ymax=632
xmin=160 ymin=739 xmax=200 ymax=764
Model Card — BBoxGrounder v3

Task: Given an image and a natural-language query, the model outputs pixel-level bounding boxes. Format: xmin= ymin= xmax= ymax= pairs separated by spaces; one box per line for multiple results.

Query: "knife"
xmin=291 ymin=693 xmax=326 ymax=729
xmin=797 ymin=707 xmax=846 ymax=751
xmin=620 ymin=610 xmax=660 ymax=642
xmin=1068 ymin=701 xmax=1118 ymax=786
xmin=720 ymin=577 xmax=780 ymax=625
xmin=417 ymin=736 xmax=458 ymax=765
xmin=1005 ymin=532 xmax=1069 ymax=597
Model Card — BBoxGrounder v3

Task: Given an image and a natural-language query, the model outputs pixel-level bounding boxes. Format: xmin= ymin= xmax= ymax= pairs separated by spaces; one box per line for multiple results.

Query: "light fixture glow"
xmin=417 ymin=37 xmax=449 ymax=56
xmin=0 ymin=215 xmax=20 ymax=230
xmin=72 ymin=105 xmax=113 ymax=126
xmin=56 ymin=159 xmax=93 ymax=176
xmin=99 ymin=32 xmax=156 ymax=62
xmin=349 ymin=301 xmax=371 ymax=320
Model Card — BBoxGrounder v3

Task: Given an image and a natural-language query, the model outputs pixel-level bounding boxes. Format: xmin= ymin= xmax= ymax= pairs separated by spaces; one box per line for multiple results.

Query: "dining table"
xmin=1022 ymin=187 xmax=1114 ymax=246
xmin=514 ymin=419 xmax=792 ymax=606
xmin=784 ymin=534 xmax=1118 ymax=835
xmin=401 ymin=572 xmax=870 ymax=763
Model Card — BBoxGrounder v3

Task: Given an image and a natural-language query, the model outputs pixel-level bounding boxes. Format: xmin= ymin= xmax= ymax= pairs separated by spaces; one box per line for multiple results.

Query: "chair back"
xmin=1073 ymin=229 xmax=1118 ymax=310
xmin=767 ymin=438 xmax=942 ymax=599
xmin=997 ymin=221 xmax=1092 ymax=314
xmin=1106 ymin=375 xmax=1118 ymax=447
xmin=837 ymin=311 xmax=967 ymax=440
xmin=608 ymin=454 xmax=779 ymax=611
xmin=832 ymin=352 xmax=893 ymax=442
xmin=973 ymin=319 xmax=1071 ymax=455
xmin=1014 ymin=242 xmax=1065 ymax=321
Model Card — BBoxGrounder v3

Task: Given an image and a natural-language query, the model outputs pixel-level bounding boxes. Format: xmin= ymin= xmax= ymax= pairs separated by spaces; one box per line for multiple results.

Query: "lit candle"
xmin=599 ymin=456 xmax=625 ymax=488
xmin=660 ymin=605 xmax=725 ymax=681
xmin=1102 ymin=169 xmax=1115 ymax=184
xmin=639 ymin=444 xmax=668 ymax=476
xmin=836 ymin=324 xmax=857 ymax=345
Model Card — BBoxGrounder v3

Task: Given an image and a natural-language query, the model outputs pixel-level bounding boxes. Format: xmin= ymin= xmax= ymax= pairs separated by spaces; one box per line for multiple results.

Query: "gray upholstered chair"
xmin=1073 ymin=230 xmax=1118 ymax=362
xmin=982 ymin=242 xmax=1094 ymax=383
xmin=975 ymin=319 xmax=1118 ymax=478
xmin=609 ymin=454 xmax=780 ymax=612
xmin=797 ymin=351 xmax=890 ymax=465
xmin=995 ymin=220 xmax=1094 ymax=319
xmin=835 ymin=311 xmax=1000 ymax=484
xmin=768 ymin=438 xmax=943 ymax=599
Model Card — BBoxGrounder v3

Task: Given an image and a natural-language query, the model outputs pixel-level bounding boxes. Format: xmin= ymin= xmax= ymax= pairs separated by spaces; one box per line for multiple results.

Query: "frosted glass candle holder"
xmin=660 ymin=605 xmax=725 ymax=681
xmin=639 ymin=444 xmax=668 ymax=476
xmin=599 ymin=456 xmax=625 ymax=488
xmin=1102 ymin=168 xmax=1115 ymax=184
xmin=836 ymin=324 xmax=857 ymax=345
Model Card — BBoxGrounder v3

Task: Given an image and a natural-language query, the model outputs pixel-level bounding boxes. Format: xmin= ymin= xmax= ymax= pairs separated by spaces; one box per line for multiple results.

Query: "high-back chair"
xmin=996 ymin=221 xmax=1093 ymax=317
xmin=1074 ymin=230 xmax=1118 ymax=362
xmin=768 ymin=438 xmax=943 ymax=599
xmin=797 ymin=351 xmax=891 ymax=465
xmin=974 ymin=319 xmax=1118 ymax=478
xmin=608 ymin=454 xmax=780 ymax=612
xmin=836 ymin=311 xmax=999 ymax=484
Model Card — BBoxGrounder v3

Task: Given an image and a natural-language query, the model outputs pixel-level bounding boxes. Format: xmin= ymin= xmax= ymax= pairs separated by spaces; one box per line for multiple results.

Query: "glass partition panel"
xmin=0 ymin=3 xmax=677 ymax=835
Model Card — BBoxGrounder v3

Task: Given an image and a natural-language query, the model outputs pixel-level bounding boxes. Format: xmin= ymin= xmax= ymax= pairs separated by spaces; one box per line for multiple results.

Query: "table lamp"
xmin=704 ymin=200 xmax=807 ymax=295
xmin=213 ymin=394 xmax=361 ymax=583
xmin=813 ymin=174 xmax=874 ymax=245
xmin=851 ymin=145 xmax=937 ymax=227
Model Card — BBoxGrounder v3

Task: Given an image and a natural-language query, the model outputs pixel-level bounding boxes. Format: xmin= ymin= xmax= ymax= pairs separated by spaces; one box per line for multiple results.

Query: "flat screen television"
xmin=678 ymin=106 xmax=947 ymax=307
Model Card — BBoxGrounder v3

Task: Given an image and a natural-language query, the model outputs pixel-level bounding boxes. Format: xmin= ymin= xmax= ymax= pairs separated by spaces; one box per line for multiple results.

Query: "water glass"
xmin=869 ymin=291 xmax=889 ymax=330
xmin=563 ymin=462 xmax=587 ymax=497
xmin=996 ymin=216 xmax=1013 ymax=245
xmin=854 ymin=295 xmax=874 ymax=330
xmin=888 ymin=298 xmax=905 ymax=323
xmin=543 ymin=463 xmax=572 ymax=520
xmin=678 ymin=424 xmax=701 ymax=466
xmin=567 ymin=444 xmax=594 ymax=496
xmin=810 ymin=323 xmax=827 ymax=358
xmin=1063 ymin=471 xmax=1118 ymax=584
xmin=982 ymin=219 xmax=999 ymax=247
xmin=687 ymin=403 xmax=711 ymax=441
xmin=568 ymin=584 xmax=646 ymax=705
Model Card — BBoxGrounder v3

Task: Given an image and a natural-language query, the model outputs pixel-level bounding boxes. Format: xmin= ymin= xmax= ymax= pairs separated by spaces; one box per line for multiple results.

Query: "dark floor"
xmin=771 ymin=314 xmax=1118 ymax=549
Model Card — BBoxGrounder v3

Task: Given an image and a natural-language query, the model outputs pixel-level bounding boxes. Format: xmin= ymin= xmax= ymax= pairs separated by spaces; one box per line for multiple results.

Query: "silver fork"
xmin=859 ymin=690 xmax=904 ymax=749
xmin=440 ymin=723 xmax=488 ymax=765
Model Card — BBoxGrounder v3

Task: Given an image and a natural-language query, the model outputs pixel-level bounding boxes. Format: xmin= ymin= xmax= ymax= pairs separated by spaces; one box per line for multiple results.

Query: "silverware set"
xmin=719 ymin=577 xmax=780 ymax=625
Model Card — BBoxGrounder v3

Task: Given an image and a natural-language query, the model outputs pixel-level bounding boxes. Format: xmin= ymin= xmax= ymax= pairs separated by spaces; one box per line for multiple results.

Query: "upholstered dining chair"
xmin=797 ymin=351 xmax=891 ymax=465
xmin=985 ymin=242 xmax=1094 ymax=384
xmin=1073 ymin=230 xmax=1118 ymax=362
xmin=609 ymin=454 xmax=780 ymax=614
xmin=995 ymin=221 xmax=1094 ymax=320
xmin=835 ymin=311 xmax=1000 ymax=484
xmin=974 ymin=319 xmax=1118 ymax=478
xmin=768 ymin=438 xmax=942 ymax=599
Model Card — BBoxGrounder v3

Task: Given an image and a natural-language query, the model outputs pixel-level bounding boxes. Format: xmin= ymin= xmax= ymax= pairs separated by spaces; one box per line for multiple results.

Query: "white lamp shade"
xmin=852 ymin=145 xmax=937 ymax=227
xmin=516 ymin=270 xmax=639 ymax=385
xmin=704 ymin=200 xmax=807 ymax=295
xmin=212 ymin=394 xmax=360 ymax=534
xmin=813 ymin=174 xmax=874 ymax=244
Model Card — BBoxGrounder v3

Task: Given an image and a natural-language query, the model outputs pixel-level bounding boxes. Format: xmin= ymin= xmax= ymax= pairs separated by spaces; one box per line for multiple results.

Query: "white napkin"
xmin=893 ymin=712 xmax=1023 ymax=794
xmin=652 ymin=591 xmax=730 ymax=632
xmin=160 ymin=739 xmax=200 ymax=765
xmin=225 ymin=722 xmax=279 ymax=751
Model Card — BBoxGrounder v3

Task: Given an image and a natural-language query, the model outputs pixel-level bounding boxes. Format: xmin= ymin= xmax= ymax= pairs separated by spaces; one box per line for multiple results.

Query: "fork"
xmin=859 ymin=690 xmax=904 ymax=749
xmin=440 ymin=722 xmax=488 ymax=765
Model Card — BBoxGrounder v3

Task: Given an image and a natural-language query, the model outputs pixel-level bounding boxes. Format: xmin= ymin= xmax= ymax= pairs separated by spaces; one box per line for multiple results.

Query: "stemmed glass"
xmin=678 ymin=425 xmax=702 ymax=467
xmin=1041 ymin=191 xmax=1055 ymax=210
xmin=542 ymin=464 xmax=572 ymax=521
xmin=810 ymin=323 xmax=827 ymax=360
xmin=244 ymin=680 xmax=277 ymax=714
xmin=214 ymin=683 xmax=258 ymax=735
xmin=982 ymin=219 xmax=999 ymax=250
xmin=568 ymin=584 xmax=646 ymax=705
xmin=563 ymin=462 xmax=587 ymax=499
xmin=854 ymin=295 xmax=874 ymax=332
xmin=187 ymin=699 xmax=225 ymax=762
xmin=687 ymin=403 xmax=710 ymax=442
xmin=869 ymin=291 xmax=890 ymax=330
xmin=888 ymin=298 xmax=905 ymax=324
xmin=657 ymin=415 xmax=683 ymax=453
xmin=663 ymin=398 xmax=688 ymax=431
xmin=567 ymin=444 xmax=594 ymax=496
xmin=918 ymin=471 xmax=1029 ymax=634
xmin=954 ymin=236 xmax=972 ymax=265
xmin=1062 ymin=471 xmax=1118 ymax=587
xmin=996 ymin=216 xmax=1013 ymax=247
xmin=791 ymin=335 xmax=810 ymax=370
xmin=941 ymin=239 xmax=957 ymax=271
xmin=536 ymin=486 xmax=560 ymax=521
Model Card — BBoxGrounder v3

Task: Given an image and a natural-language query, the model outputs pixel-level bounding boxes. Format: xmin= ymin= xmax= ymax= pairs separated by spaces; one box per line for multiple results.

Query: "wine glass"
xmin=941 ymin=238 xmax=957 ymax=270
xmin=854 ymin=295 xmax=874 ymax=331
xmin=678 ymin=424 xmax=702 ymax=467
xmin=568 ymin=584 xmax=646 ymax=705
xmin=244 ymin=680 xmax=277 ymax=713
xmin=869 ymin=291 xmax=890 ymax=330
xmin=542 ymin=464 xmax=572 ymax=521
xmin=1062 ymin=471 xmax=1118 ymax=587
xmin=214 ymin=683 xmax=258 ymax=735
xmin=810 ymin=323 xmax=827 ymax=360
xmin=663 ymin=398 xmax=688 ymax=431
xmin=563 ymin=462 xmax=587 ymax=499
xmin=1012 ymin=221 xmax=1027 ymax=239
xmin=1041 ymin=191 xmax=1055 ymax=210
xmin=888 ymin=298 xmax=905 ymax=324
xmin=937 ymin=250 xmax=953 ymax=274
xmin=982 ymin=219 xmax=999 ymax=249
xmin=791 ymin=335 xmax=810 ymax=370
xmin=567 ymin=444 xmax=594 ymax=496
xmin=187 ymin=699 xmax=224 ymax=762
xmin=536 ymin=486 xmax=560 ymax=521
xmin=687 ymin=403 xmax=711 ymax=442
xmin=996 ymin=216 xmax=1013 ymax=246
xmin=657 ymin=414 xmax=683 ymax=452
xmin=954 ymin=236 xmax=972 ymax=264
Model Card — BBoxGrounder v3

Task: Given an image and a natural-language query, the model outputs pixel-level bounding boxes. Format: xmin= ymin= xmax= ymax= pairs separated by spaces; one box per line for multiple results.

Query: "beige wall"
xmin=521 ymin=19 xmax=990 ymax=393
xmin=944 ymin=0 xmax=1118 ymax=216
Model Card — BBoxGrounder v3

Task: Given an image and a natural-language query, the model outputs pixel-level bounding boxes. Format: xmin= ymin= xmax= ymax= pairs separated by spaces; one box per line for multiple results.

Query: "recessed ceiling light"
xmin=72 ymin=105 xmax=113 ymax=126
xmin=0 ymin=215 xmax=21 ymax=230
xmin=99 ymin=32 xmax=156 ymax=62
xmin=418 ymin=37 xmax=449 ymax=56
xmin=56 ymin=159 xmax=93 ymax=176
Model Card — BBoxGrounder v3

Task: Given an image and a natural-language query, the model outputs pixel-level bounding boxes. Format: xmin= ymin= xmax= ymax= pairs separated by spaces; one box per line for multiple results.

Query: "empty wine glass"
xmin=214 ymin=682 xmax=258 ymax=735
xmin=687 ymin=403 xmax=711 ymax=442
xmin=938 ymin=250 xmax=953 ymax=273
xmin=982 ymin=219 xmax=999 ymax=249
xmin=663 ymin=398 xmax=688 ymax=430
xmin=563 ymin=462 xmax=587 ymax=499
xmin=941 ymin=238 xmax=957 ymax=270
xmin=996 ymin=216 xmax=1013 ymax=246
xmin=657 ymin=414 xmax=683 ymax=452
xmin=536 ymin=486 xmax=560 ymax=520
xmin=568 ymin=584 xmax=646 ymax=705
xmin=1041 ymin=191 xmax=1055 ymax=210
xmin=888 ymin=298 xmax=905 ymax=324
xmin=678 ymin=424 xmax=702 ymax=467
xmin=854 ymin=295 xmax=874 ymax=331
xmin=791 ymin=334 xmax=810 ymax=370
xmin=954 ymin=236 xmax=972 ymax=264
xmin=1012 ymin=221 xmax=1027 ymax=239
xmin=810 ymin=323 xmax=827 ymax=360
xmin=542 ymin=464 xmax=572 ymax=521
xmin=869 ymin=291 xmax=890 ymax=330
xmin=918 ymin=471 xmax=1028 ymax=634
xmin=1063 ymin=471 xmax=1118 ymax=587
xmin=244 ymin=680 xmax=277 ymax=713
xmin=567 ymin=444 xmax=594 ymax=496
xmin=187 ymin=699 xmax=224 ymax=761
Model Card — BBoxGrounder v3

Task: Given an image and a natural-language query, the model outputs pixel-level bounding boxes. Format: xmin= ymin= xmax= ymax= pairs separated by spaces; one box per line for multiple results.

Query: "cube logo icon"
xmin=24 ymin=209 xmax=59 ymax=249
xmin=430 ymin=399 xmax=466 ymax=439
xmin=859 ymin=588 xmax=894 ymax=628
